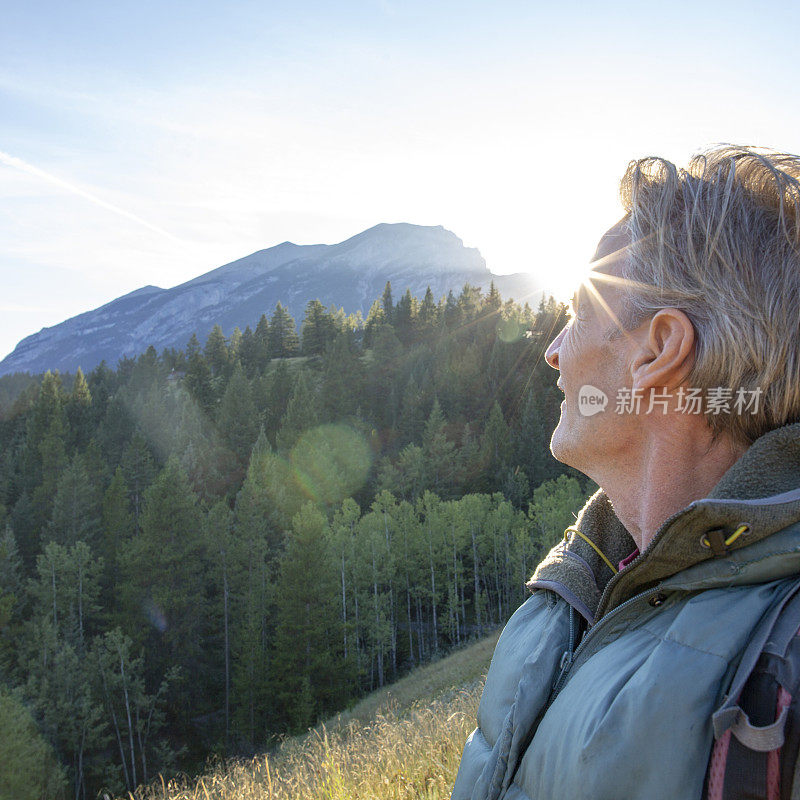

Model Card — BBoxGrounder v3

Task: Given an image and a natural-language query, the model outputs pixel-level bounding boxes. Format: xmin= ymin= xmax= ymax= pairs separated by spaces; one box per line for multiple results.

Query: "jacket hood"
xmin=527 ymin=422 xmax=800 ymax=624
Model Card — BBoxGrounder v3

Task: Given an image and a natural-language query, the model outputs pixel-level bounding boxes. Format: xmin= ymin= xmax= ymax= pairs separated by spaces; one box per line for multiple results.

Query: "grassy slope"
xmin=124 ymin=630 xmax=500 ymax=800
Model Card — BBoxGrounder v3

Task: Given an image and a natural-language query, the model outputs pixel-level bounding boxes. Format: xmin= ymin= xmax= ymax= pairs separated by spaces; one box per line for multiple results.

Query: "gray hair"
xmin=618 ymin=145 xmax=800 ymax=444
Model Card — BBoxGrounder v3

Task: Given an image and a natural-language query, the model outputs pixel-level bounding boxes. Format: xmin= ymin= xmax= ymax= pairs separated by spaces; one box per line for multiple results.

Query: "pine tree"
xmin=394 ymin=288 xmax=418 ymax=344
xmin=418 ymin=286 xmax=438 ymax=337
xmin=100 ymin=467 xmax=134 ymax=608
xmin=253 ymin=314 xmax=271 ymax=371
xmin=87 ymin=361 xmax=115 ymax=427
xmin=25 ymin=628 xmax=106 ymax=798
xmin=24 ymin=541 xmax=110 ymax=796
xmin=128 ymin=347 xmax=161 ymax=396
xmin=231 ymin=430 xmax=286 ymax=742
xmin=228 ymin=327 xmax=243 ymax=368
xmin=119 ymin=457 xmax=206 ymax=710
xmin=457 ymin=284 xmax=483 ymax=327
xmin=97 ymin=395 xmax=136 ymax=467
xmin=65 ymin=367 xmax=93 ymax=450
xmin=276 ymin=371 xmax=319 ymax=452
xmin=47 ymin=455 xmax=102 ymax=548
xmin=378 ymin=444 xmax=426 ymax=501
xmin=398 ymin=377 xmax=426 ymax=446
xmin=363 ymin=300 xmax=386 ymax=349
xmin=217 ymin=366 xmax=259 ymax=469
xmin=481 ymin=401 xmax=511 ymax=487
xmin=457 ymin=422 xmax=482 ymax=494
xmin=82 ymin=438 xmax=110 ymax=494
xmin=205 ymin=501 xmax=235 ymax=749
xmin=270 ymin=503 xmax=350 ymax=731
xmin=423 ymin=399 xmax=457 ymax=497
xmin=120 ymin=434 xmax=156 ymax=529
xmin=24 ymin=372 xmax=67 ymax=531
xmin=269 ymin=303 xmax=300 ymax=358
xmin=444 ymin=289 xmax=461 ymax=329
xmin=381 ymin=281 xmax=394 ymax=325
xmin=71 ymin=367 xmax=92 ymax=403
xmin=10 ymin=492 xmax=38 ymax=569
xmin=365 ymin=327 xmax=402 ymax=429
xmin=29 ymin=540 xmax=103 ymax=651
xmin=185 ymin=342 xmax=214 ymax=414
xmin=186 ymin=332 xmax=201 ymax=359
xmin=37 ymin=415 xmax=66 ymax=506
xmin=0 ymin=687 xmax=66 ymax=800
xmin=92 ymin=627 xmax=175 ymax=793
xmin=238 ymin=325 xmax=257 ymax=377
xmin=301 ymin=299 xmax=336 ymax=356
xmin=484 ymin=280 xmax=502 ymax=312
xmin=26 ymin=371 xmax=64 ymax=459
xmin=235 ymin=428 xmax=288 ymax=555
xmin=0 ymin=526 xmax=23 ymax=675
xmin=205 ymin=325 xmax=229 ymax=376
xmin=261 ymin=360 xmax=293 ymax=441
xmin=320 ymin=332 xmax=365 ymax=421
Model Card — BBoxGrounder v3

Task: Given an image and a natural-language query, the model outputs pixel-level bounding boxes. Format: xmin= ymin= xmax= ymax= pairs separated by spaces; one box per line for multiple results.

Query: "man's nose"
xmin=545 ymin=326 xmax=567 ymax=370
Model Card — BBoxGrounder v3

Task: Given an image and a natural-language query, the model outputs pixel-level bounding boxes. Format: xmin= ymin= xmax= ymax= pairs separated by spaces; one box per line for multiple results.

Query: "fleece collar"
xmin=527 ymin=422 xmax=800 ymax=624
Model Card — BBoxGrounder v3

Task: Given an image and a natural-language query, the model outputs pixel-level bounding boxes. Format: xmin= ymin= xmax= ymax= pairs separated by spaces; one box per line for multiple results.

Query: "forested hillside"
xmin=0 ymin=281 xmax=587 ymax=799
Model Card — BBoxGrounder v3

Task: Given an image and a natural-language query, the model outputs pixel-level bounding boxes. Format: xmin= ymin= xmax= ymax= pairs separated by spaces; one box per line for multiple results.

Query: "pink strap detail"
xmin=707 ymin=729 xmax=732 ymax=800
xmin=767 ymin=687 xmax=793 ymax=800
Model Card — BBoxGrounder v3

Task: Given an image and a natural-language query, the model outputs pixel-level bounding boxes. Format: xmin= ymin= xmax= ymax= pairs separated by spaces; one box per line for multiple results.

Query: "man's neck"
xmin=595 ymin=422 xmax=748 ymax=551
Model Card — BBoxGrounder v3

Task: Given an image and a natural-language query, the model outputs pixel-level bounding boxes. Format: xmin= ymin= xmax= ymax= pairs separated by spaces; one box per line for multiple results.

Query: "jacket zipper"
xmin=547 ymin=501 xmax=710 ymax=709
xmin=593 ymin=502 xmax=697 ymax=620
xmin=548 ymin=585 xmax=664 ymax=705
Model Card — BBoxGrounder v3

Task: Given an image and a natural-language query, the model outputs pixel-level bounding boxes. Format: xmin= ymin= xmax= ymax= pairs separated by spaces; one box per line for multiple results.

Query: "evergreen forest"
xmin=0 ymin=282 xmax=591 ymax=799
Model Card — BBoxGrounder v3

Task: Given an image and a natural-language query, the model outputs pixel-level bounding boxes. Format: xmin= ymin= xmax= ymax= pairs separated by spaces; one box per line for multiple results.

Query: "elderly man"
xmin=452 ymin=146 xmax=800 ymax=799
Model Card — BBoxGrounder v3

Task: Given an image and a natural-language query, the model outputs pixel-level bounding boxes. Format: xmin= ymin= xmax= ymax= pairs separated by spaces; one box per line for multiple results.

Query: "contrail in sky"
xmin=0 ymin=149 xmax=182 ymax=242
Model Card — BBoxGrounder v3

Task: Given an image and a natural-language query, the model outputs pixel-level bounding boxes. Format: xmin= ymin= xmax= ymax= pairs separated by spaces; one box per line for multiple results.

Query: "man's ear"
xmin=630 ymin=308 xmax=695 ymax=391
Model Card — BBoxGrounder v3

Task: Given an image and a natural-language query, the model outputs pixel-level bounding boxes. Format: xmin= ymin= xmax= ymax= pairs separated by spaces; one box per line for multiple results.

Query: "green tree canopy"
xmin=269 ymin=303 xmax=300 ymax=359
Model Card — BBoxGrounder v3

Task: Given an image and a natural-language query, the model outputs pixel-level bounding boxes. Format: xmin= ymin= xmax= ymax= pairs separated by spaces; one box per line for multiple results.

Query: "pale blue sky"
xmin=2 ymin=0 xmax=799 ymax=361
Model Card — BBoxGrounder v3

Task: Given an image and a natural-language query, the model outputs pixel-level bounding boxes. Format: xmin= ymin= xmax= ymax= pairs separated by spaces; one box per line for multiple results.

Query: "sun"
xmin=468 ymin=178 xmax=627 ymax=307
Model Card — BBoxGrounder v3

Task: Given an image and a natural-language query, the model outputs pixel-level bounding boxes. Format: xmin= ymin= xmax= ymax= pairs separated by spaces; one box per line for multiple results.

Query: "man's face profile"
xmin=544 ymin=222 xmax=636 ymax=479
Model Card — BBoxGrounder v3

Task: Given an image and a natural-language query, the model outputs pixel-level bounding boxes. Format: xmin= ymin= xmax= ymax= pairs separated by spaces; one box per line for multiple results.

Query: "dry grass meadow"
xmin=116 ymin=631 xmax=500 ymax=800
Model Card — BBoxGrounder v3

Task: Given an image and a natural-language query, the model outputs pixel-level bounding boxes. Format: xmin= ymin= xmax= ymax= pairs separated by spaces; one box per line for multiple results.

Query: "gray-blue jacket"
xmin=453 ymin=423 xmax=800 ymax=800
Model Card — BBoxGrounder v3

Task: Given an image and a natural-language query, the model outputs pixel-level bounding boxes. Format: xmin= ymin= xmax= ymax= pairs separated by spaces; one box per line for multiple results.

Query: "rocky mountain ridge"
xmin=0 ymin=223 xmax=541 ymax=376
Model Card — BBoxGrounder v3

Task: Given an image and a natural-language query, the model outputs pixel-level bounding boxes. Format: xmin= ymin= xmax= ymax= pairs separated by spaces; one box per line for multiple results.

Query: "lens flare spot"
xmin=290 ymin=424 xmax=372 ymax=505
xmin=144 ymin=599 xmax=167 ymax=632
xmin=497 ymin=318 xmax=525 ymax=343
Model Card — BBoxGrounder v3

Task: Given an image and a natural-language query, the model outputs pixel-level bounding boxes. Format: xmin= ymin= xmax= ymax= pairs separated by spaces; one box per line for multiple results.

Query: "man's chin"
xmin=549 ymin=422 xmax=573 ymax=466
xmin=549 ymin=419 xmax=586 ymax=472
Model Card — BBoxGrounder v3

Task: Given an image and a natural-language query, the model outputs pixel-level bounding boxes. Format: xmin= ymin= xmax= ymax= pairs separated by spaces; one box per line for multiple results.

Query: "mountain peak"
xmin=346 ymin=222 xmax=460 ymax=244
xmin=0 ymin=223 xmax=540 ymax=376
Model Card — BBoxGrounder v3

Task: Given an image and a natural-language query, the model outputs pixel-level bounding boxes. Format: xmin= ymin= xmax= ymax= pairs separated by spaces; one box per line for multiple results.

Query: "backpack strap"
xmin=779 ymin=633 xmax=800 ymax=800
xmin=713 ymin=582 xmax=800 ymax=747
xmin=706 ymin=579 xmax=800 ymax=800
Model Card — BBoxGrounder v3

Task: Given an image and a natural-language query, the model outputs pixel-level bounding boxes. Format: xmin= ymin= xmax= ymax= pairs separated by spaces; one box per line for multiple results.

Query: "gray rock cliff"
xmin=0 ymin=223 xmax=541 ymax=376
